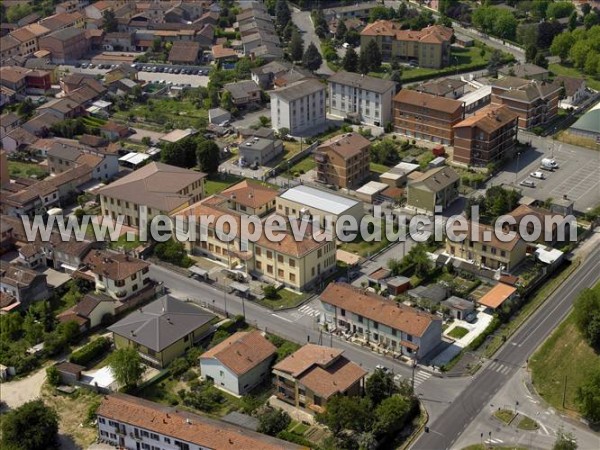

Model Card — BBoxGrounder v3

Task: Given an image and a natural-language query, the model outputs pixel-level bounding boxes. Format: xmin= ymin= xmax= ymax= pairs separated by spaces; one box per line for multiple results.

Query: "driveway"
xmin=0 ymin=366 xmax=46 ymax=409
xmin=291 ymin=8 xmax=334 ymax=76
xmin=230 ymin=108 xmax=271 ymax=130
xmin=129 ymin=127 xmax=165 ymax=144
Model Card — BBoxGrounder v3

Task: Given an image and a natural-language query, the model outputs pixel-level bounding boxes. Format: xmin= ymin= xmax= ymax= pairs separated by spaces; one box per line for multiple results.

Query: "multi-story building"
xmin=38 ymin=27 xmax=89 ymax=64
xmin=445 ymin=221 xmax=528 ymax=271
xmin=0 ymin=261 xmax=49 ymax=308
xmin=314 ymin=132 xmax=371 ymax=189
xmin=406 ymin=166 xmax=460 ymax=214
xmin=361 ymin=21 xmax=453 ymax=68
xmin=490 ymin=76 xmax=562 ymax=130
xmin=270 ymin=78 xmax=326 ymax=136
xmin=220 ymin=179 xmax=278 ymax=217
xmin=97 ymin=393 xmax=303 ymax=450
xmin=327 ymin=71 xmax=396 ymax=127
xmin=9 ymin=24 xmax=51 ymax=57
xmin=320 ymin=282 xmax=442 ymax=360
xmin=98 ymin=162 xmax=205 ymax=228
xmin=453 ymin=104 xmax=519 ymax=166
xmin=273 ymin=344 xmax=366 ymax=414
xmin=393 ymin=89 xmax=464 ymax=145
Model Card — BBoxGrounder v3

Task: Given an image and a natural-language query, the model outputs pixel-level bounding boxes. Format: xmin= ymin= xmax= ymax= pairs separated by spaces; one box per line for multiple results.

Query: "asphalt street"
xmin=291 ymin=8 xmax=334 ymax=76
xmin=412 ymin=244 xmax=600 ymax=450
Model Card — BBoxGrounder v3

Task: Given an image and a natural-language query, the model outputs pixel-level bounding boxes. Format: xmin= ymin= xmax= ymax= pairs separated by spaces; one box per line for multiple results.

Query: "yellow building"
xmin=109 ymin=295 xmax=216 ymax=368
xmin=98 ymin=162 xmax=205 ymax=228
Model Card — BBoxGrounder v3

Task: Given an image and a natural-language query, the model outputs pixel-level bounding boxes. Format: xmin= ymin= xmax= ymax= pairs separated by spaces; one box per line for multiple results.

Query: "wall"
xmin=200 ymin=358 xmax=240 ymax=395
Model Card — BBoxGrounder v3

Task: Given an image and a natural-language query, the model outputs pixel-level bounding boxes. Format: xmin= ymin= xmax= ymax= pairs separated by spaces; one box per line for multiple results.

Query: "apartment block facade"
xmin=315 ymin=132 xmax=371 ymax=189
xmin=270 ymin=79 xmax=326 ymax=136
xmin=327 ymin=71 xmax=396 ymax=127
xmin=453 ymin=104 xmax=519 ymax=166
xmin=406 ymin=166 xmax=460 ymax=214
xmin=393 ymin=89 xmax=464 ymax=145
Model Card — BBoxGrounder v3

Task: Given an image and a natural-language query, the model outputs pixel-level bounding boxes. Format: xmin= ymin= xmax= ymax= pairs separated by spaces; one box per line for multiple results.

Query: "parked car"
xmin=249 ymin=161 xmax=259 ymax=170
xmin=520 ymin=179 xmax=536 ymax=188
xmin=530 ymin=171 xmax=545 ymax=179
xmin=375 ymin=365 xmax=389 ymax=373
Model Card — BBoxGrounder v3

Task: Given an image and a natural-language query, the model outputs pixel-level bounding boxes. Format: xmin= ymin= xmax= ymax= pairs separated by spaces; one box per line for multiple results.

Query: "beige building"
xmin=98 ymin=162 xmax=205 ymax=228
xmin=406 ymin=166 xmax=460 ymax=214
xmin=315 ymin=132 xmax=371 ymax=189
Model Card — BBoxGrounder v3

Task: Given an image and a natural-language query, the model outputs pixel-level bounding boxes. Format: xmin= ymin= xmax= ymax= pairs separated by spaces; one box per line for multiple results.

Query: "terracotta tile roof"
xmin=97 ymin=393 xmax=305 ymax=449
xmin=168 ymin=41 xmax=201 ymax=63
xmin=0 ymin=261 xmax=43 ymax=288
xmin=362 ymin=21 xmax=452 ymax=44
xmin=317 ymin=132 xmax=370 ymax=159
xmin=416 ymin=78 xmax=466 ymax=97
xmin=0 ymin=66 xmax=29 ymax=84
xmin=394 ymin=89 xmax=463 ymax=114
xmin=554 ymin=76 xmax=585 ymax=97
xmin=273 ymin=344 xmax=344 ymax=378
xmin=212 ymin=44 xmax=238 ymax=59
xmin=478 ymin=283 xmax=516 ymax=309
xmin=221 ymin=180 xmax=278 ymax=209
xmin=83 ymin=250 xmax=149 ymax=281
xmin=453 ymin=104 xmax=518 ymax=134
xmin=464 ymin=221 xmax=524 ymax=252
xmin=320 ymin=282 xmax=440 ymax=337
xmin=297 ymin=354 xmax=366 ymax=399
xmin=201 ymin=330 xmax=276 ymax=376
xmin=75 ymin=153 xmax=102 ymax=169
xmin=0 ymin=292 xmax=18 ymax=309
xmin=255 ymin=224 xmax=330 ymax=258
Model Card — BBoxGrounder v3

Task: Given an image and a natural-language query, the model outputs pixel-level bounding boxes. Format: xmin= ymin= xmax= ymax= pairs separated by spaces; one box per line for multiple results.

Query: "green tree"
xmin=577 ymin=366 xmax=600 ymax=423
xmin=161 ymin=136 xmax=198 ymax=168
xmin=493 ymin=11 xmax=518 ymax=40
xmin=220 ymin=90 xmax=234 ymax=111
xmin=316 ymin=395 xmax=374 ymax=435
xmin=546 ymin=2 xmax=575 ymax=20
xmin=151 ymin=37 xmax=162 ymax=52
xmin=550 ymin=32 xmax=574 ymax=62
xmin=573 ymin=285 xmax=600 ymax=350
xmin=6 ymin=4 xmax=33 ymax=23
xmin=109 ymin=347 xmax=144 ymax=389
xmin=372 ymin=395 xmax=412 ymax=437
xmin=1 ymin=400 xmax=59 ymax=450
xmin=568 ymin=11 xmax=578 ymax=32
xmin=487 ymin=49 xmax=503 ymax=77
xmin=154 ymin=239 xmax=191 ymax=267
xmin=366 ymin=368 xmax=398 ymax=406
xmin=406 ymin=243 xmax=433 ymax=278
xmin=23 ymin=311 xmax=43 ymax=346
xmin=584 ymin=12 xmax=599 ymax=29
xmin=534 ymin=52 xmax=549 ymax=69
xmin=553 ymin=428 xmax=578 ymax=450
xmin=367 ymin=39 xmax=382 ymax=71
xmin=275 ymin=0 xmax=291 ymax=28
xmin=290 ymin=29 xmax=304 ymax=62
xmin=46 ymin=366 xmax=61 ymax=386
xmin=196 ymin=140 xmax=220 ymax=173
xmin=257 ymin=407 xmax=291 ymax=436
xmin=102 ymin=9 xmax=118 ymax=32
xmin=342 ymin=47 xmax=358 ymax=72
xmin=335 ymin=20 xmax=348 ymax=41
xmin=302 ymin=42 xmax=323 ymax=72
xmin=525 ymin=44 xmax=538 ymax=63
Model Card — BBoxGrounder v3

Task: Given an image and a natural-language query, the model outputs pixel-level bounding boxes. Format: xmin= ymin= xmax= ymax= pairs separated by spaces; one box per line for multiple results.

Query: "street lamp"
xmin=223 ymin=289 xmax=228 ymax=318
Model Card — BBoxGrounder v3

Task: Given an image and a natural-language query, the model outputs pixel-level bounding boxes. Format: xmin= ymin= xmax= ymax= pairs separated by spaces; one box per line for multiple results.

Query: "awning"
xmin=189 ymin=266 xmax=208 ymax=277
xmin=400 ymin=340 xmax=419 ymax=351
xmin=229 ymin=281 xmax=249 ymax=293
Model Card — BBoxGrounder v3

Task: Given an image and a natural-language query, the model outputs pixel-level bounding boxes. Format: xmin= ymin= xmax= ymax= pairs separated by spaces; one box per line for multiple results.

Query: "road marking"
xmin=271 ymin=314 xmax=293 ymax=323
xmin=500 ymin=365 xmax=511 ymax=374
xmin=486 ymin=438 xmax=504 ymax=444
xmin=412 ymin=370 xmax=431 ymax=387
xmin=540 ymin=421 xmax=550 ymax=435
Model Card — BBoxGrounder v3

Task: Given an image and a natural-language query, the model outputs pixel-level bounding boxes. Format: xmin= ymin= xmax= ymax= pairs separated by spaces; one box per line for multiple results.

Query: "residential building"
xmin=0 ymin=35 xmax=21 ymax=63
xmin=158 ymin=128 xmax=197 ymax=144
xmin=200 ymin=330 xmax=276 ymax=396
xmin=168 ymin=41 xmax=201 ymax=64
xmin=446 ymin=221 xmax=528 ymax=270
xmin=1 ymin=127 xmax=38 ymax=153
xmin=0 ymin=66 xmax=29 ymax=94
xmin=220 ymin=180 xmax=278 ymax=217
xmin=320 ymin=282 xmax=443 ymax=360
xmin=208 ymin=107 xmax=231 ymax=125
xmin=0 ymin=113 xmax=20 ymax=139
xmin=361 ymin=22 xmax=453 ymax=68
xmin=453 ymin=104 xmax=519 ymax=166
xmin=393 ymin=90 xmax=464 ymax=145
xmin=47 ymin=139 xmax=119 ymax=179
xmin=104 ymin=64 xmax=138 ymax=84
xmin=251 ymin=60 xmax=293 ymax=89
xmin=406 ymin=166 xmax=460 ymax=214
xmin=36 ymin=97 xmax=86 ymax=120
xmin=100 ymin=121 xmax=130 ymax=140
xmin=499 ymin=63 xmax=549 ymax=81
xmin=555 ymin=76 xmax=587 ymax=108
xmin=98 ymin=162 xmax=205 ymax=228
xmin=38 ymin=27 xmax=89 ymax=64
xmin=273 ymin=344 xmax=366 ymax=414
xmin=270 ymin=79 xmax=326 ymax=136
xmin=441 ymin=296 xmax=475 ymax=321
xmin=96 ymin=393 xmax=304 ymax=450
xmin=223 ymin=80 xmax=261 ymax=107
xmin=109 ymin=295 xmax=215 ymax=368
xmin=506 ymin=204 xmax=570 ymax=245
xmin=238 ymin=134 xmax=283 ymax=166
xmin=211 ymin=44 xmax=239 ymax=64
xmin=327 ymin=71 xmax=396 ymax=127
xmin=56 ymin=292 xmax=117 ymax=330
xmin=324 ymin=2 xmax=380 ymax=20
xmin=10 ymin=24 xmax=51 ymax=57
xmin=416 ymin=78 xmax=466 ymax=99
xmin=314 ymin=132 xmax=371 ymax=189
xmin=0 ymin=261 xmax=49 ymax=308
xmin=82 ymin=250 xmax=151 ymax=301
xmin=477 ymin=283 xmax=518 ymax=311
xmin=276 ymin=184 xmax=364 ymax=228
xmin=490 ymin=77 xmax=562 ymax=130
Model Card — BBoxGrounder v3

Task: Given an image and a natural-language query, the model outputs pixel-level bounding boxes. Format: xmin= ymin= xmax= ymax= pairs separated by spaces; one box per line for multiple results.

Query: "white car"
xmin=530 ymin=171 xmax=545 ymax=179
xmin=520 ymin=179 xmax=536 ymax=188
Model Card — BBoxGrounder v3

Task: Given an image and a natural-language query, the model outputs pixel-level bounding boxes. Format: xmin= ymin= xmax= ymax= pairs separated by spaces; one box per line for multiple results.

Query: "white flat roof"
xmin=356 ymin=181 xmax=388 ymax=195
xmin=279 ymin=185 xmax=358 ymax=215
xmin=458 ymin=85 xmax=492 ymax=106
xmin=119 ymin=152 xmax=150 ymax=165
xmin=535 ymin=245 xmax=564 ymax=265
xmin=381 ymin=162 xmax=419 ymax=179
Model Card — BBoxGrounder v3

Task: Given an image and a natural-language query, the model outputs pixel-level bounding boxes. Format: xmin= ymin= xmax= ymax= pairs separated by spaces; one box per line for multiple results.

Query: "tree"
xmin=154 ymin=239 xmax=191 ymax=267
xmin=257 ymin=407 xmax=291 ymax=436
xmin=23 ymin=311 xmax=43 ymax=346
xmin=390 ymin=69 xmax=403 ymax=89
xmin=275 ymin=0 xmax=291 ymax=28
xmin=16 ymin=98 xmax=36 ymax=120
xmin=546 ymin=2 xmax=575 ymax=20
xmin=335 ymin=20 xmax=348 ymax=41
xmin=372 ymin=395 xmax=412 ymax=437
xmin=487 ymin=49 xmax=503 ymax=77
xmin=584 ymin=12 xmax=600 ymax=29
xmin=493 ymin=11 xmax=518 ymax=40
xmin=289 ymin=29 xmax=304 ymax=62
xmin=46 ymin=366 xmax=60 ymax=386
xmin=537 ymin=20 xmax=564 ymax=49
xmin=573 ymin=285 xmax=600 ymax=350
xmin=582 ymin=3 xmax=592 ymax=16
xmin=550 ymin=32 xmax=574 ymax=62
xmin=568 ymin=11 xmax=578 ymax=32
xmin=1 ymin=400 xmax=59 ymax=450
xmin=316 ymin=395 xmax=374 ymax=435
xmin=366 ymin=368 xmax=398 ymax=406
xmin=161 ymin=136 xmax=198 ymax=168
xmin=534 ymin=52 xmax=549 ymax=69
xmin=367 ymin=39 xmax=382 ymax=72
xmin=108 ymin=347 xmax=144 ymax=389
xmin=262 ymin=285 xmax=278 ymax=299
xmin=553 ymin=428 xmax=578 ymax=450
xmin=5 ymin=4 xmax=33 ymax=23
xmin=102 ymin=9 xmax=118 ymax=32
xmin=342 ymin=47 xmax=358 ymax=72
xmin=525 ymin=44 xmax=538 ymax=63
xmin=196 ymin=140 xmax=220 ymax=173
xmin=577 ymin=366 xmax=600 ymax=423
xmin=302 ymin=43 xmax=323 ymax=72
xmin=405 ymin=243 xmax=433 ymax=278
xmin=151 ymin=37 xmax=162 ymax=53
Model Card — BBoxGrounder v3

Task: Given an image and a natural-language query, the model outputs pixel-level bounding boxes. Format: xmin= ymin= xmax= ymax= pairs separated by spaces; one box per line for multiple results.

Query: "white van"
xmin=541 ymin=158 xmax=559 ymax=170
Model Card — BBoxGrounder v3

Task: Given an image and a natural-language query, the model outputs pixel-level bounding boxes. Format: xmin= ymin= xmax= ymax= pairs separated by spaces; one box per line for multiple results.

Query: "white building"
xmin=200 ymin=330 xmax=276 ymax=396
xmin=270 ymin=78 xmax=326 ymax=136
xmin=328 ymin=71 xmax=396 ymax=127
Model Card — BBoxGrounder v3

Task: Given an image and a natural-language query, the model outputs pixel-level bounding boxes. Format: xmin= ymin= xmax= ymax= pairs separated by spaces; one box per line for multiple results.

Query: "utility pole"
xmin=223 ymin=288 xmax=228 ymax=318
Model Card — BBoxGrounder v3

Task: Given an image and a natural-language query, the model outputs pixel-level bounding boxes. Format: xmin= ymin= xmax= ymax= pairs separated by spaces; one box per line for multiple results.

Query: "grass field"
xmin=339 ymin=219 xmax=390 ymax=257
xmin=530 ymin=312 xmax=598 ymax=415
xmin=549 ymin=63 xmax=600 ymax=91
xmin=285 ymin=156 xmax=316 ymax=177
xmin=204 ymin=173 xmax=243 ymax=196
xmin=109 ymin=232 xmax=142 ymax=251
xmin=448 ymin=326 xmax=469 ymax=339
xmin=115 ymin=97 xmax=208 ymax=130
xmin=256 ymin=288 xmax=307 ymax=310
xmin=370 ymin=162 xmax=390 ymax=174
xmin=8 ymin=161 xmax=47 ymax=179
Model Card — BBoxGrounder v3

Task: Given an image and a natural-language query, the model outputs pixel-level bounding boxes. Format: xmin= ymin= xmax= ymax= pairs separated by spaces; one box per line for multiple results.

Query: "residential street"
xmin=291 ymin=8 xmax=334 ymax=76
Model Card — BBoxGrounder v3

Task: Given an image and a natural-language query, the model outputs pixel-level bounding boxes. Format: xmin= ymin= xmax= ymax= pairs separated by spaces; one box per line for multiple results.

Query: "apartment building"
xmin=393 ymin=89 xmax=464 ymax=145
xmin=10 ymin=24 xmax=51 ymax=57
xmin=453 ymin=104 xmax=519 ymax=166
xmin=220 ymin=179 xmax=278 ymax=217
xmin=0 ymin=261 xmax=49 ymax=308
xmin=320 ymin=282 xmax=442 ymax=360
xmin=38 ymin=27 xmax=89 ymax=64
xmin=327 ymin=71 xmax=396 ymax=127
xmin=406 ymin=166 xmax=460 ymax=214
xmin=97 ymin=394 xmax=303 ymax=450
xmin=273 ymin=344 xmax=366 ymax=414
xmin=98 ymin=162 xmax=205 ymax=228
xmin=270 ymin=78 xmax=326 ymax=136
xmin=490 ymin=76 xmax=562 ymax=130
xmin=446 ymin=221 xmax=528 ymax=271
xmin=315 ymin=132 xmax=371 ymax=189
xmin=361 ymin=21 xmax=453 ymax=68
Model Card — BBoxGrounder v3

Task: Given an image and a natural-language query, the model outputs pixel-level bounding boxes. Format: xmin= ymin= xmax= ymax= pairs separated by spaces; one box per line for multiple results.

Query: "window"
xmin=358 ymin=315 xmax=363 ymax=323
xmin=256 ymin=247 xmax=261 ymax=256
xmin=289 ymin=273 xmax=296 ymax=282
xmin=289 ymin=258 xmax=295 ymax=267
xmin=220 ymin=370 xmax=224 ymax=376
xmin=131 ymin=273 xmax=137 ymax=280
xmin=491 ymin=247 xmax=497 ymax=255
xmin=115 ymin=279 xmax=125 ymax=287
xmin=150 ymin=433 xmax=159 ymax=441
xmin=373 ymin=321 xmax=378 ymax=329
xmin=267 ymin=250 xmax=273 ymax=259
xmin=501 ymin=250 xmax=506 ymax=257
xmin=482 ymin=245 xmax=487 ymax=252
xmin=164 ymin=437 xmax=171 ymax=444
xmin=392 ymin=329 xmax=397 ymax=337
xmin=341 ymin=308 xmax=345 ymax=316
xmin=98 ymin=417 xmax=106 ymax=424
xmin=256 ymin=261 xmax=262 ymax=270
xmin=278 ymin=254 xmax=283 ymax=263
xmin=267 ymin=264 xmax=273 ymax=274
xmin=132 ymin=284 xmax=138 ymax=291
xmin=278 ymin=268 xmax=284 ymax=277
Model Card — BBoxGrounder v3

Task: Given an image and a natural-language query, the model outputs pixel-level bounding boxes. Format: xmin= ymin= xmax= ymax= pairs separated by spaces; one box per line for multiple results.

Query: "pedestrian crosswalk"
xmin=297 ymin=304 xmax=321 ymax=317
xmin=487 ymin=361 xmax=512 ymax=375
xmin=485 ymin=438 xmax=504 ymax=445
xmin=413 ymin=370 xmax=431 ymax=388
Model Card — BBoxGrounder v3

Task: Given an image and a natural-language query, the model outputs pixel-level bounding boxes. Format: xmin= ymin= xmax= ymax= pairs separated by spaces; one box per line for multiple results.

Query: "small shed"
xmin=208 ymin=107 xmax=231 ymax=125
xmin=478 ymin=283 xmax=517 ymax=311
xmin=55 ymin=361 xmax=85 ymax=384
xmin=386 ymin=276 xmax=411 ymax=296
xmin=428 ymin=156 xmax=446 ymax=169
xmin=355 ymin=181 xmax=388 ymax=203
xmin=441 ymin=296 xmax=475 ymax=321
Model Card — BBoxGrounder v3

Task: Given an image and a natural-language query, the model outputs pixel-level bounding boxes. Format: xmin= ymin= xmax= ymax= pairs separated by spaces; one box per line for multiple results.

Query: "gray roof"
xmin=442 ymin=296 xmax=474 ymax=311
xmin=108 ymin=295 xmax=215 ymax=352
xmin=272 ymin=78 xmax=325 ymax=102
xmin=44 ymin=27 xmax=84 ymax=42
xmin=224 ymin=80 xmax=260 ymax=100
xmin=570 ymin=107 xmax=600 ymax=135
xmin=416 ymin=78 xmax=466 ymax=97
xmin=279 ymin=185 xmax=358 ymax=215
xmin=411 ymin=166 xmax=460 ymax=192
xmin=499 ymin=63 xmax=549 ymax=79
xmin=407 ymin=283 xmax=449 ymax=303
xmin=48 ymin=142 xmax=82 ymax=161
xmin=329 ymin=71 xmax=396 ymax=94
xmin=251 ymin=60 xmax=292 ymax=76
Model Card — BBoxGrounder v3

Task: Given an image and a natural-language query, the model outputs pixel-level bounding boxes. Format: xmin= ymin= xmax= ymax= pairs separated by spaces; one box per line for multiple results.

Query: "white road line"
xmin=501 ymin=365 xmax=511 ymax=374
xmin=298 ymin=305 xmax=310 ymax=312
xmin=540 ymin=421 xmax=550 ymax=435
xmin=271 ymin=313 xmax=293 ymax=323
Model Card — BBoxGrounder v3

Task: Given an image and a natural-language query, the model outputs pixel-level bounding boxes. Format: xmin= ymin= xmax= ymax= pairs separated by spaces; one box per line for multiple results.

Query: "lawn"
xmin=339 ymin=219 xmax=390 ymax=257
xmin=109 ymin=232 xmax=142 ymax=251
xmin=204 ymin=173 xmax=243 ymax=196
xmin=114 ymin=97 xmax=208 ymax=130
xmin=284 ymin=155 xmax=316 ymax=177
xmin=8 ymin=161 xmax=47 ymax=179
xmin=370 ymin=162 xmax=390 ymax=174
xmin=256 ymin=288 xmax=307 ymax=310
xmin=447 ymin=326 xmax=469 ymax=339
xmin=517 ymin=416 xmax=539 ymax=431
xmin=530 ymin=312 xmax=598 ymax=415
xmin=493 ymin=409 xmax=517 ymax=425
xmin=556 ymin=130 xmax=599 ymax=151
xmin=549 ymin=63 xmax=600 ymax=91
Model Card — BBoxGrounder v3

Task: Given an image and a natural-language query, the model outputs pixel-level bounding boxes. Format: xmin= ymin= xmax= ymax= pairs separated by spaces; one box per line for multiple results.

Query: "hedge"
xmin=70 ymin=337 xmax=111 ymax=366
xmin=467 ymin=316 xmax=501 ymax=351
xmin=276 ymin=431 xmax=314 ymax=448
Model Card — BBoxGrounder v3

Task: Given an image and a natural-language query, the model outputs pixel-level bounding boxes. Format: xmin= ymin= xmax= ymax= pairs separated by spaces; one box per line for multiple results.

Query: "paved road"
xmin=412 ymin=244 xmax=600 ymax=450
xmin=291 ymin=8 xmax=334 ymax=76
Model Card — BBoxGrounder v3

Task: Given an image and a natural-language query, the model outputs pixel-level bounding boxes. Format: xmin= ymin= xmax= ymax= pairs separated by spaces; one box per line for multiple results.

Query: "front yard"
xmin=255 ymin=288 xmax=308 ymax=310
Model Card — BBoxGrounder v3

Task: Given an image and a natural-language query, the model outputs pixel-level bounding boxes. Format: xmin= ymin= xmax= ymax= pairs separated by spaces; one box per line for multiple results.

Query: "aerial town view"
xmin=0 ymin=0 xmax=599 ymax=449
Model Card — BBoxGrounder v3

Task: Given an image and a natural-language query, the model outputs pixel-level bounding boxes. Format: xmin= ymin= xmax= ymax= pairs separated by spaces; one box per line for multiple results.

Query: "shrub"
xmin=468 ymin=317 xmax=501 ymax=351
xmin=262 ymin=285 xmax=279 ymax=299
xmin=46 ymin=366 xmax=60 ymax=386
xmin=70 ymin=337 xmax=111 ymax=366
xmin=276 ymin=431 xmax=314 ymax=447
